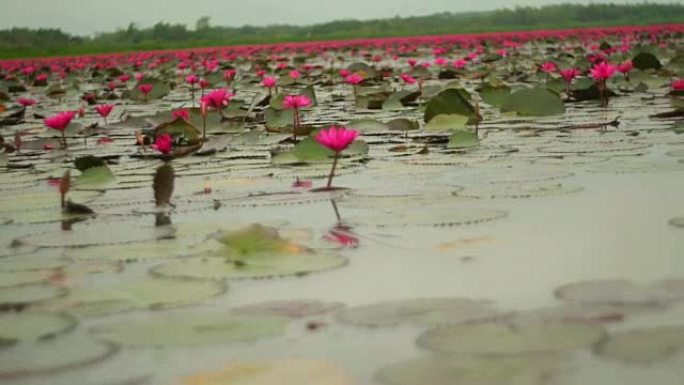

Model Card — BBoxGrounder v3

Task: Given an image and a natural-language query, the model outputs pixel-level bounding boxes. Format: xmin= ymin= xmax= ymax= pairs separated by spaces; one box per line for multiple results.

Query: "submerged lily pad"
xmin=0 ymin=312 xmax=76 ymax=343
xmin=417 ymin=321 xmax=605 ymax=354
xmin=93 ymin=313 xmax=287 ymax=347
xmin=595 ymin=325 xmax=684 ymax=364
xmin=337 ymin=298 xmax=501 ymax=328
xmin=375 ymin=354 xmax=560 ymax=385
xmin=180 ymin=359 xmax=355 ymax=385
xmin=41 ymin=277 xmax=227 ymax=317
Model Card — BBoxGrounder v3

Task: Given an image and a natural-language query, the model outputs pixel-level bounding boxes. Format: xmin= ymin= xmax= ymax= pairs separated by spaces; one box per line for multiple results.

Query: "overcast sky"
xmin=0 ymin=0 xmax=677 ymax=36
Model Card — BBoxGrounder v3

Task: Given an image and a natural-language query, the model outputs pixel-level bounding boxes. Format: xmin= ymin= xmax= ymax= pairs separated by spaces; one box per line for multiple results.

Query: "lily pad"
xmin=632 ymin=52 xmax=662 ymax=71
xmin=0 ymin=312 xmax=76 ymax=344
xmin=555 ymin=279 xmax=683 ymax=306
xmin=232 ymin=300 xmax=345 ymax=319
xmin=375 ymin=354 xmax=560 ymax=385
xmin=336 ymin=298 xmax=501 ymax=327
xmin=424 ymin=89 xmax=477 ymax=123
xmin=350 ymin=207 xmax=507 ymax=227
xmin=417 ymin=321 xmax=606 ymax=354
xmin=425 ymin=114 xmax=469 ymax=132
xmin=41 ymin=277 xmax=227 ymax=317
xmin=595 ymin=325 xmax=684 ymax=364
xmin=447 ymin=130 xmax=479 ymax=149
xmin=501 ymin=88 xmax=565 ymax=116
xmin=93 ymin=313 xmax=287 ymax=347
xmin=0 ymin=336 xmax=117 ymax=380
xmin=180 ymin=359 xmax=355 ymax=385
xmin=0 ymin=285 xmax=66 ymax=311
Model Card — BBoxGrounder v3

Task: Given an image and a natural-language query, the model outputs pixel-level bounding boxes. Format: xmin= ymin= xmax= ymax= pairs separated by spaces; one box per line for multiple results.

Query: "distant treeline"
xmin=1 ymin=3 xmax=684 ymax=58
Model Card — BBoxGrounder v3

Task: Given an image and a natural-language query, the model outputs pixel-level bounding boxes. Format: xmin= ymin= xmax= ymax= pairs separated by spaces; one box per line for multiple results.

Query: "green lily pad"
xmin=424 ymin=89 xmax=477 ymax=123
xmin=179 ymin=359 xmax=354 ymax=385
xmin=232 ymin=300 xmax=345 ymax=319
xmin=292 ymin=134 xmax=368 ymax=163
xmin=375 ymin=354 xmax=560 ymax=385
xmin=350 ymin=207 xmax=507 ymax=227
xmin=128 ymin=77 xmax=170 ymax=101
xmin=478 ymin=85 xmax=511 ymax=108
xmin=555 ymin=279 xmax=683 ymax=306
xmin=0 ymin=312 xmax=76 ymax=343
xmin=425 ymin=114 xmax=469 ymax=132
xmin=151 ymin=251 xmax=347 ymax=281
xmin=501 ymin=88 xmax=565 ymax=116
xmin=455 ymin=183 xmax=584 ymax=199
xmin=336 ymin=298 xmax=501 ymax=328
xmin=417 ymin=321 xmax=606 ymax=355
xmin=75 ymin=165 xmax=115 ymax=188
xmin=0 ymin=285 xmax=66 ymax=310
xmin=447 ymin=130 xmax=479 ymax=149
xmin=93 ymin=313 xmax=287 ymax=347
xmin=0 ymin=336 xmax=117 ymax=380
xmin=595 ymin=325 xmax=684 ymax=364
xmin=632 ymin=52 xmax=662 ymax=71
xmin=41 ymin=277 xmax=227 ymax=317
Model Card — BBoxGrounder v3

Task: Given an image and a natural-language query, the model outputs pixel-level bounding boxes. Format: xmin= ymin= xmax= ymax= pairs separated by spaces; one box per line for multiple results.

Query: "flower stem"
xmin=202 ymin=114 xmax=207 ymax=142
xmin=61 ymin=130 xmax=67 ymax=150
xmin=326 ymin=152 xmax=339 ymax=188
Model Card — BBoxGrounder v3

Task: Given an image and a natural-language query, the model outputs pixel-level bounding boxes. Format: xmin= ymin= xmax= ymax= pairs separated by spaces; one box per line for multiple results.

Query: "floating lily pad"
xmin=0 ymin=285 xmax=66 ymax=310
xmin=417 ymin=321 xmax=606 ymax=354
xmin=595 ymin=325 xmax=684 ymax=364
xmin=18 ymin=221 xmax=176 ymax=247
xmin=231 ymin=300 xmax=344 ymax=319
xmin=375 ymin=354 xmax=560 ymax=385
xmin=41 ymin=277 xmax=227 ymax=317
xmin=93 ymin=313 xmax=287 ymax=347
xmin=501 ymin=88 xmax=565 ymax=116
xmin=669 ymin=217 xmax=684 ymax=228
xmin=555 ymin=279 xmax=683 ymax=306
xmin=0 ymin=336 xmax=117 ymax=380
xmin=0 ymin=312 xmax=76 ymax=344
xmin=350 ymin=207 xmax=507 ymax=227
xmin=424 ymin=89 xmax=477 ymax=123
xmin=425 ymin=114 xmax=469 ymax=132
xmin=337 ymin=298 xmax=501 ymax=328
xmin=180 ymin=359 xmax=355 ymax=385
xmin=455 ymin=183 xmax=583 ymax=199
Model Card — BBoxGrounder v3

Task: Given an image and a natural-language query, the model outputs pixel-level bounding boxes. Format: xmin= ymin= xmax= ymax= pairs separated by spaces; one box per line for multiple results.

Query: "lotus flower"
xmin=95 ymin=104 xmax=114 ymax=124
xmin=283 ymin=95 xmax=312 ymax=110
xmin=671 ymin=79 xmax=684 ymax=92
xmin=289 ymin=70 xmax=301 ymax=80
xmin=118 ymin=74 xmax=130 ymax=83
xmin=283 ymin=95 xmax=312 ymax=141
xmin=17 ymin=97 xmax=36 ymax=107
xmin=559 ymin=68 xmax=580 ymax=92
xmin=314 ymin=126 xmax=359 ymax=188
xmin=223 ymin=69 xmax=236 ymax=83
xmin=339 ymin=69 xmax=350 ymax=78
xmin=201 ymin=88 xmax=233 ymax=113
xmin=618 ymin=60 xmax=633 ymax=80
xmin=590 ymin=62 xmax=617 ymax=81
xmin=172 ymin=109 xmax=189 ymax=121
xmin=185 ymin=74 xmax=199 ymax=85
xmin=454 ymin=59 xmax=467 ymax=69
xmin=199 ymin=79 xmax=210 ymax=89
xmin=400 ymin=73 xmax=416 ymax=85
xmin=262 ymin=76 xmax=277 ymax=95
xmin=152 ymin=133 xmax=173 ymax=155
xmin=590 ymin=62 xmax=617 ymax=107
xmin=138 ymin=83 xmax=153 ymax=102
xmin=344 ymin=73 xmax=363 ymax=85
xmin=44 ymin=111 xmax=75 ymax=149
xmin=540 ymin=62 xmax=557 ymax=76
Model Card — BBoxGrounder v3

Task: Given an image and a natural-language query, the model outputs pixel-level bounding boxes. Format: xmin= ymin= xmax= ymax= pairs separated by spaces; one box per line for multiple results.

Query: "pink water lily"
xmin=17 ymin=97 xmax=37 ymax=107
xmin=172 ymin=109 xmax=189 ymax=121
xmin=138 ymin=83 xmax=153 ymax=102
xmin=201 ymin=88 xmax=233 ymax=117
xmin=185 ymin=74 xmax=199 ymax=85
xmin=152 ymin=133 xmax=173 ymax=155
xmin=44 ymin=111 xmax=75 ymax=149
xmin=262 ymin=76 xmax=277 ymax=96
xmin=400 ymin=73 xmax=416 ymax=85
xmin=315 ymin=126 xmax=359 ymax=188
xmin=95 ymin=104 xmax=114 ymax=124
xmin=671 ymin=79 xmax=684 ymax=91
xmin=590 ymin=61 xmax=617 ymax=107
xmin=283 ymin=95 xmax=312 ymax=141
xmin=344 ymin=73 xmax=364 ymax=85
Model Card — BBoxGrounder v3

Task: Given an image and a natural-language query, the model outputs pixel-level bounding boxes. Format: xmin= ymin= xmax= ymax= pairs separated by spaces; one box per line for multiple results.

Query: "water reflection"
xmin=324 ymin=199 xmax=359 ymax=248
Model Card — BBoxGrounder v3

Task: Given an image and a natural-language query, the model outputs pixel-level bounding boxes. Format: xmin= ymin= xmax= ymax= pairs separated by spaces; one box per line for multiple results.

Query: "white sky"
xmin=0 ymin=0 xmax=679 ymax=36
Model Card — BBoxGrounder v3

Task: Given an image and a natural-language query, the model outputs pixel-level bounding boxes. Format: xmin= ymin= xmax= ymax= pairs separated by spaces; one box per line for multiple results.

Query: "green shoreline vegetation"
xmin=1 ymin=3 xmax=683 ymax=59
